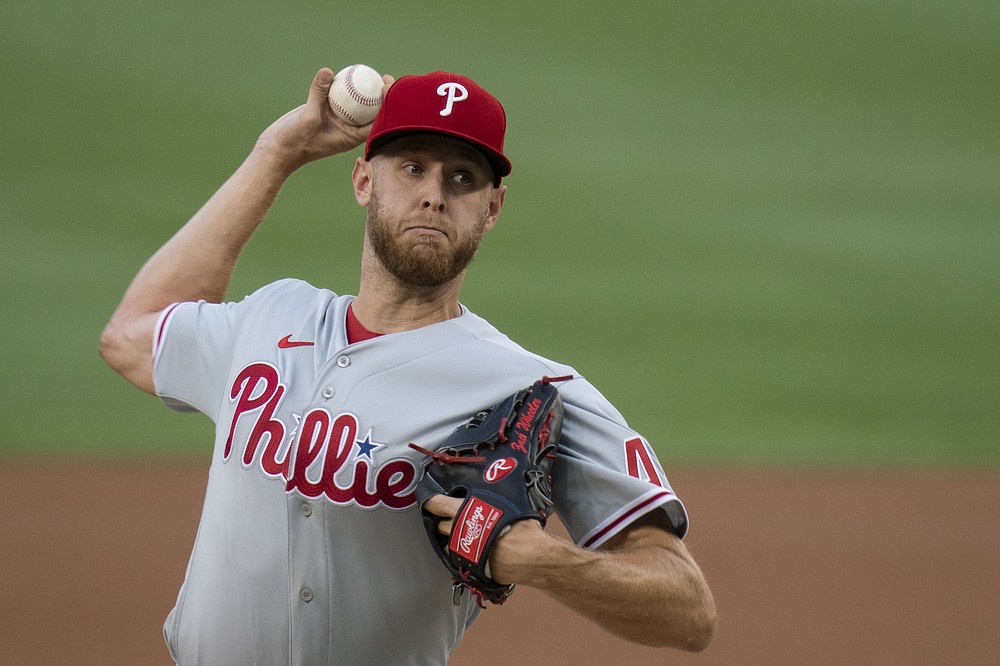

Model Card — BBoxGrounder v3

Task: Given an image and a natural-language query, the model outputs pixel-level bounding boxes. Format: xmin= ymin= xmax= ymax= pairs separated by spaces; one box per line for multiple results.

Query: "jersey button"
xmin=299 ymin=502 xmax=313 ymax=517
xmin=336 ymin=355 xmax=351 ymax=368
xmin=321 ymin=386 xmax=335 ymax=399
xmin=300 ymin=587 xmax=314 ymax=603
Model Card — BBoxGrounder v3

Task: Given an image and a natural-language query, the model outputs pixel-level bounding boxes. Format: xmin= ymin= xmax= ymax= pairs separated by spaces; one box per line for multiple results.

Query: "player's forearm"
xmin=153 ymin=145 xmax=297 ymax=295
xmin=494 ymin=522 xmax=716 ymax=651
xmin=100 ymin=146 xmax=292 ymax=390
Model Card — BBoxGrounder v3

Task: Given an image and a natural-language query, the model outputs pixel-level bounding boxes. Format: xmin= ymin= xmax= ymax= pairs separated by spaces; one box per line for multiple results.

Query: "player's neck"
xmin=351 ymin=242 xmax=467 ymax=333
xmin=353 ymin=270 xmax=464 ymax=334
xmin=351 ymin=290 xmax=463 ymax=334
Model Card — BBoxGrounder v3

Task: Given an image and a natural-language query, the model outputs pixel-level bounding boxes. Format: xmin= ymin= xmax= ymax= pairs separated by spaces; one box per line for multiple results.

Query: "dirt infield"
xmin=1 ymin=465 xmax=997 ymax=665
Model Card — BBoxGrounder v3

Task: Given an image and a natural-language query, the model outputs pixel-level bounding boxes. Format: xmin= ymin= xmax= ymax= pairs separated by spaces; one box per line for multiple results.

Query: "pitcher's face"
xmin=355 ymin=134 xmax=506 ymax=288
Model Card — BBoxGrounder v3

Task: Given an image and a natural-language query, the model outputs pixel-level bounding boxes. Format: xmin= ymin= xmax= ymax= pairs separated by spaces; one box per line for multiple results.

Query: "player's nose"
xmin=418 ymin=170 xmax=447 ymax=213
xmin=420 ymin=189 xmax=446 ymax=212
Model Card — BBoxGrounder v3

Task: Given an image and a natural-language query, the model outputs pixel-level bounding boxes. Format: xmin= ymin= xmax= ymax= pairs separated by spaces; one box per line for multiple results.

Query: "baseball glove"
xmin=409 ymin=375 xmax=572 ymax=607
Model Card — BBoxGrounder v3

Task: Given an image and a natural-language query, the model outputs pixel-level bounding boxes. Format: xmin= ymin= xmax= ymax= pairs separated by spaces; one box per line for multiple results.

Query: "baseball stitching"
xmin=329 ymin=97 xmax=361 ymax=126
xmin=345 ymin=65 xmax=383 ymax=108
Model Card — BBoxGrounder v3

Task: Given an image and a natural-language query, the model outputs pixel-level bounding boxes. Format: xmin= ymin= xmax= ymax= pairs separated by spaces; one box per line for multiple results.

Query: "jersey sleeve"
xmin=152 ymin=284 xmax=275 ymax=416
xmin=551 ymin=377 xmax=689 ymax=549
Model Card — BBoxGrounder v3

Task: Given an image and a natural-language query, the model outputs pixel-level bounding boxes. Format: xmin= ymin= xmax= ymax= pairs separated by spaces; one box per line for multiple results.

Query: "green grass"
xmin=2 ymin=0 xmax=997 ymax=468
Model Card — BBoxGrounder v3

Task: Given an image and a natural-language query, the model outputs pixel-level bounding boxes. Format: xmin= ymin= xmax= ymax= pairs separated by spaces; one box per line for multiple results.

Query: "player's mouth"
xmin=404 ymin=225 xmax=448 ymax=239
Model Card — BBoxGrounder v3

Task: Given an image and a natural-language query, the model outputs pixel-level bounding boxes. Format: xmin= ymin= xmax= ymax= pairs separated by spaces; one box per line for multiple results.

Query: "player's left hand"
xmin=410 ymin=377 xmax=568 ymax=605
xmin=421 ymin=494 xmax=462 ymax=532
xmin=423 ymin=494 xmax=547 ymax=586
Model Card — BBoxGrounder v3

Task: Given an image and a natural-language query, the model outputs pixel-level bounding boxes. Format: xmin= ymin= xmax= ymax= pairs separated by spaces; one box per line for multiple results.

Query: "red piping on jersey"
xmin=156 ymin=302 xmax=184 ymax=353
xmin=581 ymin=489 xmax=676 ymax=549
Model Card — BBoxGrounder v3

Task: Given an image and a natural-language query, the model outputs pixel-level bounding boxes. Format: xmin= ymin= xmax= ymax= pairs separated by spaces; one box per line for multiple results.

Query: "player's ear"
xmin=352 ymin=157 xmax=374 ymax=207
xmin=483 ymin=184 xmax=506 ymax=232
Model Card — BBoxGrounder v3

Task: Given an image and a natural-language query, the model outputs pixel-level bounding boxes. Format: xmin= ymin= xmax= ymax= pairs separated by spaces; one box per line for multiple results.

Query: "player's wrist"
xmin=489 ymin=520 xmax=564 ymax=586
xmin=243 ymin=138 xmax=304 ymax=182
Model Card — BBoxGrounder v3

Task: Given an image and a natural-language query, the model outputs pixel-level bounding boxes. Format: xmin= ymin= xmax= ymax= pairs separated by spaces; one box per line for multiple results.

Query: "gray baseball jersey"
xmin=153 ymin=278 xmax=688 ymax=665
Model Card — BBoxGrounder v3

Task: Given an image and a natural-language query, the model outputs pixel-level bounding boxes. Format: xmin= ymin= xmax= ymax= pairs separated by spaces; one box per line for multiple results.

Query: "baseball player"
xmin=100 ymin=67 xmax=716 ymax=664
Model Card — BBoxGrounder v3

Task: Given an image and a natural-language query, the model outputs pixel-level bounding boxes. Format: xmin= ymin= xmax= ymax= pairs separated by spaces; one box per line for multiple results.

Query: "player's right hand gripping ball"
xmin=410 ymin=376 xmax=571 ymax=607
xmin=327 ymin=64 xmax=384 ymax=126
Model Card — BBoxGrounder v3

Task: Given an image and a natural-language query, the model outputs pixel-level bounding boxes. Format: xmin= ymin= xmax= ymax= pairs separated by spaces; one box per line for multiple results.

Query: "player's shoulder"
xmin=452 ymin=309 xmax=570 ymax=367
xmin=226 ymin=278 xmax=346 ymax=334
xmin=456 ymin=309 xmax=627 ymax=422
xmin=454 ymin=307 xmax=603 ymax=391
xmin=249 ymin=277 xmax=337 ymax=301
xmin=238 ymin=278 xmax=344 ymax=313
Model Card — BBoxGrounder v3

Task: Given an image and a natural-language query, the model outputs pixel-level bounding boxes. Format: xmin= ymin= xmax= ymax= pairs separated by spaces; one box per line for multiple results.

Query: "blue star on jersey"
xmin=354 ymin=430 xmax=385 ymax=461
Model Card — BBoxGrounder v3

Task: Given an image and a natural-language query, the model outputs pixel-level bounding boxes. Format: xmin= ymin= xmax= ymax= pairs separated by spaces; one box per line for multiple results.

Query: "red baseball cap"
xmin=365 ymin=71 xmax=512 ymax=185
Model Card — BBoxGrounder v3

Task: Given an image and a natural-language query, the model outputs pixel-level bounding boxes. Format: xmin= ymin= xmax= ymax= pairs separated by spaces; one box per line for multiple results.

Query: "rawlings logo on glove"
xmin=409 ymin=375 xmax=571 ymax=606
xmin=452 ymin=498 xmax=503 ymax=563
xmin=484 ymin=458 xmax=516 ymax=482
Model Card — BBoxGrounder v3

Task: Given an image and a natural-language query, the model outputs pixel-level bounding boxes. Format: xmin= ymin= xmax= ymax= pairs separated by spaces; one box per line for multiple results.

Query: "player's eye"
xmin=403 ymin=163 xmax=423 ymax=175
xmin=452 ymin=172 xmax=475 ymax=187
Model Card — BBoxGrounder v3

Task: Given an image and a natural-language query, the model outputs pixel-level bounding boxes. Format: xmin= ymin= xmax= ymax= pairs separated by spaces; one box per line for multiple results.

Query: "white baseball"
xmin=327 ymin=64 xmax=384 ymax=126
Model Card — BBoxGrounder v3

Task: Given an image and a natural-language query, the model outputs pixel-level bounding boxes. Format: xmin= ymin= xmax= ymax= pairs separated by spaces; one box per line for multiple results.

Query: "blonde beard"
xmin=365 ymin=189 xmax=488 ymax=288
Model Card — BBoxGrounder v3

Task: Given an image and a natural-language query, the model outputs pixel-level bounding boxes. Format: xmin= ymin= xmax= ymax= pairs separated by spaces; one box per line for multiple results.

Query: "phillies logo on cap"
xmin=484 ymin=457 xmax=517 ymax=483
xmin=364 ymin=71 xmax=512 ymax=184
xmin=436 ymin=82 xmax=468 ymax=116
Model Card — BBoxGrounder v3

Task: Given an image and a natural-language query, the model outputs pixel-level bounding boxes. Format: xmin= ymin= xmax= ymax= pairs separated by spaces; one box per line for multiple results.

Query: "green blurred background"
xmin=2 ymin=0 xmax=997 ymax=469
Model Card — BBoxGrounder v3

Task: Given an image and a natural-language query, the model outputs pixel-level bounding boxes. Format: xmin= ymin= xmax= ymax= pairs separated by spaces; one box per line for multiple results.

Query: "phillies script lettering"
xmin=225 ymin=362 xmax=418 ymax=509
